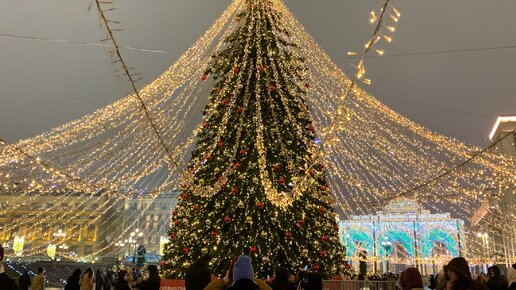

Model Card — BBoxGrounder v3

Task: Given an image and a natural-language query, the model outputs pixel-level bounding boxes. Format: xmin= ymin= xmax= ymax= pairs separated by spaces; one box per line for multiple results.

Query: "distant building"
xmin=488 ymin=115 xmax=516 ymax=267
xmin=0 ymin=193 xmax=117 ymax=260
xmin=118 ymin=191 xmax=179 ymax=258
xmin=339 ymin=198 xmax=464 ymax=275
xmin=0 ymin=190 xmax=179 ymax=261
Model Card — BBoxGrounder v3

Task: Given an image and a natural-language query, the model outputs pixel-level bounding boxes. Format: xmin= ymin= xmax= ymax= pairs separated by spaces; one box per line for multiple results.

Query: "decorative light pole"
xmin=381 ymin=237 xmax=392 ymax=273
xmin=130 ymin=229 xmax=143 ymax=263
xmin=476 ymin=232 xmax=489 ymax=273
xmin=53 ymin=229 xmax=67 ymax=260
xmin=115 ymin=241 xmax=125 ymax=261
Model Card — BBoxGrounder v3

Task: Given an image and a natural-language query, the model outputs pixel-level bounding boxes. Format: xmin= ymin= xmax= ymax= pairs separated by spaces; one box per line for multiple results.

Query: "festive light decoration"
xmin=0 ymin=0 xmax=514 ymax=262
xmin=340 ymin=199 xmax=464 ymax=270
xmin=162 ymin=0 xmax=345 ymax=278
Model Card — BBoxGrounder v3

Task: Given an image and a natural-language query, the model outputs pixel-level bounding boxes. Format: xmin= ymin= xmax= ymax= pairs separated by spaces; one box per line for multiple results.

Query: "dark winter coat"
xmin=271 ymin=278 xmax=293 ymax=290
xmin=65 ymin=272 xmax=81 ymax=290
xmin=19 ymin=272 xmax=32 ymax=290
xmin=185 ymin=263 xmax=211 ymax=290
xmin=429 ymin=276 xmax=437 ymax=290
xmin=451 ymin=281 xmax=489 ymax=290
xmin=0 ymin=272 xmax=20 ymax=290
xmin=227 ymin=279 xmax=262 ymax=290
xmin=114 ymin=280 xmax=132 ymax=290
xmin=486 ymin=266 xmax=506 ymax=290
xmin=95 ymin=274 xmax=105 ymax=290
xmin=134 ymin=274 xmax=161 ymax=290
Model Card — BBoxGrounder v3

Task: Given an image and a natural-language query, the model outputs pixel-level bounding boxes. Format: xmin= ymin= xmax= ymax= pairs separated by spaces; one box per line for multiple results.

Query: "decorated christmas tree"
xmin=162 ymin=0 xmax=346 ymax=279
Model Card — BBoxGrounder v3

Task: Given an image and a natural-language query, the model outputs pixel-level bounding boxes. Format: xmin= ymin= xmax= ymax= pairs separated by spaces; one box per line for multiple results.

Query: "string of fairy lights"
xmin=0 ymin=0 xmax=515 ymax=263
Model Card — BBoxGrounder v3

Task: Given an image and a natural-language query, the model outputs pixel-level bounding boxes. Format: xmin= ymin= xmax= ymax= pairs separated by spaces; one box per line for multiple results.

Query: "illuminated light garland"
xmin=0 ymin=0 xmax=515 ymax=259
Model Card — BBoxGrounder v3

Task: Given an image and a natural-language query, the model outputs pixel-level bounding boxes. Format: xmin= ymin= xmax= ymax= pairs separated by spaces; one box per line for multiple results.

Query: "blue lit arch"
xmin=341 ymin=227 xmax=374 ymax=257
xmin=378 ymin=229 xmax=415 ymax=257
xmin=419 ymin=228 xmax=458 ymax=258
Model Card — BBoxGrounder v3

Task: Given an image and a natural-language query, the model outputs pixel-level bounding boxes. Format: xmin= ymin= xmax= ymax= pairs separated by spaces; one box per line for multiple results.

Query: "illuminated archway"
xmin=378 ymin=229 xmax=415 ymax=257
xmin=341 ymin=227 xmax=374 ymax=257
xmin=419 ymin=228 xmax=458 ymax=258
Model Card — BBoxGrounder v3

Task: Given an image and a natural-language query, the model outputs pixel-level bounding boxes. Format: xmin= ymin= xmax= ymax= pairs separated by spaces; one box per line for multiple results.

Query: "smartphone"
xmin=304 ymin=265 xmax=308 ymax=271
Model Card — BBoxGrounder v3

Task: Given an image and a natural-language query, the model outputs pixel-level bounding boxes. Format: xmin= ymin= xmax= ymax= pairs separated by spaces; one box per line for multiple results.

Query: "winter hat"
xmin=400 ymin=268 xmax=423 ymax=290
xmin=232 ymin=255 xmax=254 ymax=281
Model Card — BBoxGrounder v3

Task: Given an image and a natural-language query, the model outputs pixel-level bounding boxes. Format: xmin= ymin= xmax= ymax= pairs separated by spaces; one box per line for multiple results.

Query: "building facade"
xmin=339 ymin=198 xmax=465 ymax=275
xmin=488 ymin=115 xmax=516 ymax=266
xmin=0 ymin=190 xmax=179 ymax=261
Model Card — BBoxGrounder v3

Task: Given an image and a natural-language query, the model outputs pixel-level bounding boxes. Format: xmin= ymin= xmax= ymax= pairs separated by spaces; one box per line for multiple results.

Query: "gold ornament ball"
xmin=201 ymin=247 xmax=209 ymax=254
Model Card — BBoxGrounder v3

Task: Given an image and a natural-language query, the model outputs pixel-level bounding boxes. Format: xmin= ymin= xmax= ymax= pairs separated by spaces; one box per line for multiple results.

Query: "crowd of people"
xmin=2 ymin=242 xmax=516 ymax=290
xmin=60 ymin=265 xmax=161 ymax=290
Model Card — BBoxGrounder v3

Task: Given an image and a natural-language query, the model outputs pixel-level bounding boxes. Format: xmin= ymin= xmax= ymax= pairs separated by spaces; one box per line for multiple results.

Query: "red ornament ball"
xmin=234 ymin=162 xmax=241 ymax=169
xmin=319 ymin=250 xmax=327 ymax=257
xmin=201 ymin=74 xmax=207 ymax=80
xmin=277 ymin=177 xmax=285 ymax=184
xmin=218 ymin=141 xmax=225 ymax=147
xmin=231 ymin=187 xmax=239 ymax=194
xmin=268 ymin=84 xmax=276 ymax=92
xmin=256 ymin=201 xmax=265 ymax=208
xmin=233 ymin=67 xmax=240 ymax=73
xmin=320 ymin=235 xmax=328 ymax=242
xmin=249 ymin=246 xmax=257 ymax=253
xmin=284 ymin=231 xmax=292 ymax=238
xmin=169 ymin=233 xmax=176 ymax=240
xmin=224 ymin=216 xmax=232 ymax=223
xmin=222 ymin=98 xmax=229 ymax=105
xmin=312 ymin=264 xmax=320 ymax=271
xmin=160 ymin=261 xmax=167 ymax=266
xmin=192 ymin=205 xmax=199 ymax=211
xmin=258 ymin=66 xmax=266 ymax=72
xmin=239 ymin=149 xmax=247 ymax=155
xmin=297 ymin=219 xmax=305 ymax=225
xmin=172 ymin=210 xmax=178 ymax=216
xmin=319 ymin=206 xmax=326 ymax=213
xmin=304 ymin=82 xmax=310 ymax=88
xmin=273 ymin=164 xmax=281 ymax=171
xmin=237 ymin=106 xmax=244 ymax=113
xmin=183 ymin=247 xmax=190 ymax=254
xmin=210 ymin=230 xmax=217 ymax=238
xmin=174 ymin=220 xmax=181 ymax=226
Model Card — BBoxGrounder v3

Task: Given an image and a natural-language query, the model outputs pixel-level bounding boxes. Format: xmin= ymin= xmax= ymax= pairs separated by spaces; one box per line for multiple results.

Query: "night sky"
xmin=1 ymin=0 xmax=515 ymax=146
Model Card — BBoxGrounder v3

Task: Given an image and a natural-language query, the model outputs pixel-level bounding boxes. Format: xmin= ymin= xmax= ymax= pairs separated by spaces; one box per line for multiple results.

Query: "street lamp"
xmin=53 ymin=229 xmax=66 ymax=239
xmin=115 ymin=241 xmax=125 ymax=261
xmin=130 ymin=229 xmax=144 ymax=263
xmin=58 ymin=244 xmax=69 ymax=260
xmin=381 ymin=237 xmax=392 ymax=273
